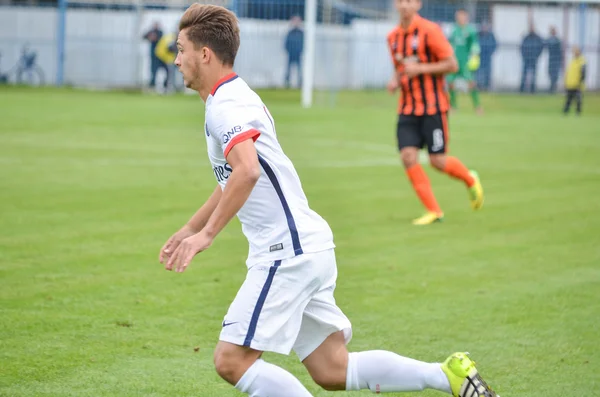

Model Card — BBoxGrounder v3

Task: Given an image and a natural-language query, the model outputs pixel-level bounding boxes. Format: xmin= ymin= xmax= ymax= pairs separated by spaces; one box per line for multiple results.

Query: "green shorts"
xmin=447 ymin=65 xmax=474 ymax=83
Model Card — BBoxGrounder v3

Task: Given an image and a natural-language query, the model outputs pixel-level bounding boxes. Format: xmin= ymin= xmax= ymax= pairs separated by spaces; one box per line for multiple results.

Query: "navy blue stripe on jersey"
xmin=257 ymin=154 xmax=303 ymax=256
xmin=263 ymin=106 xmax=275 ymax=132
xmin=243 ymin=260 xmax=282 ymax=347
xmin=212 ymin=74 xmax=239 ymax=96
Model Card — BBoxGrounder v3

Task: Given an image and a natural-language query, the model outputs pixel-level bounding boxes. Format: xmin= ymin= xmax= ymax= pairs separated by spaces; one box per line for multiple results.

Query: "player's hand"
xmin=403 ymin=62 xmax=422 ymax=78
xmin=165 ymin=231 xmax=213 ymax=273
xmin=159 ymin=225 xmax=196 ymax=265
xmin=387 ymin=77 xmax=399 ymax=94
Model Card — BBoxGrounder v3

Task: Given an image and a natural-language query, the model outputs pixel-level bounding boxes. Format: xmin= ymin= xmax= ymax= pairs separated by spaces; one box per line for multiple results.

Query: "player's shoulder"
xmin=209 ymin=79 xmax=250 ymax=111
xmin=214 ymin=76 xmax=248 ymax=99
xmin=418 ymin=16 xmax=443 ymax=33
xmin=386 ymin=26 xmax=401 ymax=43
xmin=206 ymin=79 xmax=265 ymax=128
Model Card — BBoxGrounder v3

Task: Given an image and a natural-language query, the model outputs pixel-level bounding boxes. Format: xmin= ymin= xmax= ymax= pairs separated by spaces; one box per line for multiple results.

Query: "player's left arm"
xmin=469 ymin=26 xmax=481 ymax=55
xmin=466 ymin=26 xmax=481 ymax=71
xmin=201 ymin=140 xmax=260 ymax=241
xmin=404 ymin=25 xmax=457 ymax=77
xmin=167 ymin=108 xmax=261 ymax=272
xmin=167 ymin=140 xmax=261 ymax=272
xmin=415 ymin=55 xmax=458 ymax=76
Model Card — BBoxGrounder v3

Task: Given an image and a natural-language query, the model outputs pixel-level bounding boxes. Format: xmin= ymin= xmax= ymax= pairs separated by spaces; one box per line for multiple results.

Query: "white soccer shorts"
xmin=219 ymin=248 xmax=352 ymax=361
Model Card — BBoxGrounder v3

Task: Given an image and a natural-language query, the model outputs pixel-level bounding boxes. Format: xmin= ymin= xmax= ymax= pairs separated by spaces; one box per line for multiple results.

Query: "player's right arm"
xmin=159 ymin=185 xmax=222 ymax=264
xmin=387 ymin=73 xmax=399 ymax=93
xmin=386 ymin=31 xmax=401 ymax=94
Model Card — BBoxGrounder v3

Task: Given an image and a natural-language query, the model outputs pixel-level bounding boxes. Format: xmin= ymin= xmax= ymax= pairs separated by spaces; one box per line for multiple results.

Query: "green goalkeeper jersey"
xmin=449 ymin=24 xmax=480 ymax=65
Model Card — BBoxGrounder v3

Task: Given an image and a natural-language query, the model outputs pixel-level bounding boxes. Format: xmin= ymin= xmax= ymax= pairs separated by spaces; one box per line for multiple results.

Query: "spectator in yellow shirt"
xmin=563 ymin=46 xmax=586 ymax=115
xmin=154 ymin=31 xmax=177 ymax=92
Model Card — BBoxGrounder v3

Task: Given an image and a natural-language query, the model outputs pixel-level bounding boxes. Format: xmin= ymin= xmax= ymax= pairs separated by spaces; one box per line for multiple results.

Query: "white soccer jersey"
xmin=204 ymin=73 xmax=334 ymax=267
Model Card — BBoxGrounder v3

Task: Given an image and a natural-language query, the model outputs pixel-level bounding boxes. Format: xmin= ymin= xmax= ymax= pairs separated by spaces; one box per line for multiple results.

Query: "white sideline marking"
xmin=315 ymin=139 xmax=430 ymax=165
xmin=0 ymin=156 xmax=398 ymax=169
xmin=304 ymin=159 xmax=399 ymax=168
xmin=314 ymin=139 xmax=396 ymax=155
xmin=5 ymin=155 xmax=600 ymax=174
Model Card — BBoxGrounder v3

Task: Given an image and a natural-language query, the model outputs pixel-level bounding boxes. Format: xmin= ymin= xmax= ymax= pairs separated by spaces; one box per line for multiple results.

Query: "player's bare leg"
xmin=400 ymin=147 xmax=443 ymax=224
xmin=303 ymin=331 xmax=451 ymax=393
xmin=214 ymin=341 xmax=312 ymax=396
xmin=214 ymin=342 xmax=261 ymax=385
xmin=430 ymin=153 xmax=484 ymax=210
xmin=429 ymin=153 xmax=448 ymax=172
xmin=302 ymin=331 xmax=348 ymax=391
xmin=303 ymin=331 xmax=498 ymax=396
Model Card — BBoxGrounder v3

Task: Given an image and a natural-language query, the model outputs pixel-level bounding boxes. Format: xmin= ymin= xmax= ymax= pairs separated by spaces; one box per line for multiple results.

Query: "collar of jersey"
xmin=210 ymin=72 xmax=239 ymax=97
xmin=398 ymin=14 xmax=422 ymax=33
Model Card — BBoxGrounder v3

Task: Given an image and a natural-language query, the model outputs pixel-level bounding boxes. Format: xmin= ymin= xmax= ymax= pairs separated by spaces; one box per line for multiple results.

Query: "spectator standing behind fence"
xmin=284 ymin=15 xmax=304 ymax=88
xmin=546 ymin=26 xmax=563 ymax=93
xmin=563 ymin=46 xmax=586 ymax=115
xmin=477 ymin=22 xmax=497 ymax=91
xmin=154 ymin=30 xmax=177 ymax=93
xmin=143 ymin=22 xmax=166 ymax=90
xmin=520 ymin=26 xmax=544 ymax=93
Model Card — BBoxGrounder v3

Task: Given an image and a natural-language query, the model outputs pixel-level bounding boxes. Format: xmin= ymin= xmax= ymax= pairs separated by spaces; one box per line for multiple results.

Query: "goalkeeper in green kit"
xmin=447 ymin=9 xmax=483 ymax=114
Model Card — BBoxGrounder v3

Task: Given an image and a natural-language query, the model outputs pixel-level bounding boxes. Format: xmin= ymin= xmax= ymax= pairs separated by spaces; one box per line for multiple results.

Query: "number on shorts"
xmin=432 ymin=128 xmax=444 ymax=152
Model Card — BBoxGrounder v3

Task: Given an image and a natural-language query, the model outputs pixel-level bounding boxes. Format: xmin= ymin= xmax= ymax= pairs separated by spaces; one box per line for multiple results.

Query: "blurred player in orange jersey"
xmin=387 ymin=0 xmax=484 ymax=225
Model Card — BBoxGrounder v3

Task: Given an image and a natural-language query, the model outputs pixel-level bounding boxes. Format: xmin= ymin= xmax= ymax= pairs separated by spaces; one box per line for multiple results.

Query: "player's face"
xmin=174 ymin=29 xmax=202 ymax=91
xmin=456 ymin=10 xmax=469 ymax=26
xmin=395 ymin=0 xmax=421 ymax=20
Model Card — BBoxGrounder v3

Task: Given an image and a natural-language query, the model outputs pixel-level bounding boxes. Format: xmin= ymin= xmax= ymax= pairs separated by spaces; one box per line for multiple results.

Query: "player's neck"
xmin=199 ymin=67 xmax=236 ymax=103
xmin=400 ymin=14 xmax=416 ymax=29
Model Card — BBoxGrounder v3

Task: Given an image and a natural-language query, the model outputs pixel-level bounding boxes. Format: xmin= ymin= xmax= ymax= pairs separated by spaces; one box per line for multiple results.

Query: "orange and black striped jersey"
xmin=387 ymin=15 xmax=454 ymax=116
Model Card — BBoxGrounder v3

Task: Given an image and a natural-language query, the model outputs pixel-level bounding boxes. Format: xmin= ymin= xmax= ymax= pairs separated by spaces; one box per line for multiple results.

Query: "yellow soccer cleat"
xmin=412 ymin=212 xmax=444 ymax=225
xmin=442 ymin=352 xmax=499 ymax=397
xmin=468 ymin=171 xmax=484 ymax=210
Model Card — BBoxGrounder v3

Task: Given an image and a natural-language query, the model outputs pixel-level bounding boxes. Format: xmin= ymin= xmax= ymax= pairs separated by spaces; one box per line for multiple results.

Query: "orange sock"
xmin=443 ymin=156 xmax=475 ymax=187
xmin=406 ymin=164 xmax=442 ymax=214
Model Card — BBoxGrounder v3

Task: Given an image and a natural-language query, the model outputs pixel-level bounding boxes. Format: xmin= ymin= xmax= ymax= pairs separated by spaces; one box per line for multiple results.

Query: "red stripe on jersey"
xmin=210 ymin=72 xmax=238 ymax=96
xmin=224 ymin=129 xmax=261 ymax=158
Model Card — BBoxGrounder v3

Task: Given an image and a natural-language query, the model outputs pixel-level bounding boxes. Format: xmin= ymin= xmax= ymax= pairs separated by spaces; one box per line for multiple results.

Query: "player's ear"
xmin=201 ymin=46 xmax=211 ymax=64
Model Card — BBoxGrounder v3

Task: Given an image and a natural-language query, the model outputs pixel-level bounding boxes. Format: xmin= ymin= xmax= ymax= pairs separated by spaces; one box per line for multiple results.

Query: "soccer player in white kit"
xmin=160 ymin=4 xmax=498 ymax=397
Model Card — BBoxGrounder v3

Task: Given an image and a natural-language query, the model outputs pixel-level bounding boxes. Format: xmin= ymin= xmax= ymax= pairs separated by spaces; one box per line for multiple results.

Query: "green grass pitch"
xmin=1 ymin=86 xmax=599 ymax=396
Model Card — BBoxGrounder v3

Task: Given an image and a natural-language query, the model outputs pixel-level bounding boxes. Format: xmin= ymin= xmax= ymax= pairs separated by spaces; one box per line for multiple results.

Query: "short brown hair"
xmin=179 ymin=4 xmax=240 ymax=66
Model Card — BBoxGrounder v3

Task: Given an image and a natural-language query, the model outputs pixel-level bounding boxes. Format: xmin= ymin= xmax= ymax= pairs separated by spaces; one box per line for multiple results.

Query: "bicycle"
xmin=0 ymin=45 xmax=46 ymax=86
xmin=15 ymin=46 xmax=45 ymax=86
